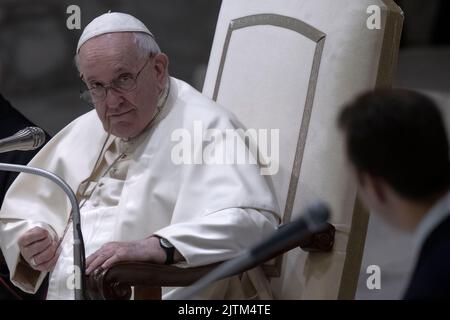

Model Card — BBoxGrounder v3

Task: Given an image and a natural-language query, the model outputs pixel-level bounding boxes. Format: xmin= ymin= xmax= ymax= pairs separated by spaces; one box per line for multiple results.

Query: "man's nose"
xmin=104 ymin=87 xmax=125 ymax=109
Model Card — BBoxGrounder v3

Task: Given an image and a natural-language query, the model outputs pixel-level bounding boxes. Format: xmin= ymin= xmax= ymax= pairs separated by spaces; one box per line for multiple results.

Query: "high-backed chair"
xmin=200 ymin=0 xmax=403 ymax=299
xmin=87 ymin=0 xmax=403 ymax=300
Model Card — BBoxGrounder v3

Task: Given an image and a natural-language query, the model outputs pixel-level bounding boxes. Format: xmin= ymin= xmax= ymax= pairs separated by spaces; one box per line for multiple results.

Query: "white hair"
xmin=133 ymin=32 xmax=161 ymax=57
xmin=75 ymin=32 xmax=162 ymax=71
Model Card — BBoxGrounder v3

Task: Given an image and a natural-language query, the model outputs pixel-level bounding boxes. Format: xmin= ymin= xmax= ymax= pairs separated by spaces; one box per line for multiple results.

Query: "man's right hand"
xmin=18 ymin=227 xmax=59 ymax=272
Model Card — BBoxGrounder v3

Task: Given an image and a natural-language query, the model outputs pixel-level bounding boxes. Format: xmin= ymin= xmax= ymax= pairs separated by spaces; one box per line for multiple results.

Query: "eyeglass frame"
xmin=79 ymin=56 xmax=152 ymax=105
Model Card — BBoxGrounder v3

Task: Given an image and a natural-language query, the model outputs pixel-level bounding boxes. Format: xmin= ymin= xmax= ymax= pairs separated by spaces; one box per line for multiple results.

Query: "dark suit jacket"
xmin=403 ymin=215 xmax=450 ymax=299
xmin=0 ymin=93 xmax=51 ymax=300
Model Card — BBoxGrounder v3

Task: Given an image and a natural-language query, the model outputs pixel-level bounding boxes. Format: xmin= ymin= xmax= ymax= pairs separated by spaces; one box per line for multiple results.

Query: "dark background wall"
xmin=0 ymin=0 xmax=221 ymax=135
xmin=0 ymin=0 xmax=449 ymax=135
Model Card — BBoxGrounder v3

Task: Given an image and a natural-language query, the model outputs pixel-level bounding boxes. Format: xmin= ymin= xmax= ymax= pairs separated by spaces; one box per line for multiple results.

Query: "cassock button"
xmin=92 ymin=199 xmax=100 ymax=207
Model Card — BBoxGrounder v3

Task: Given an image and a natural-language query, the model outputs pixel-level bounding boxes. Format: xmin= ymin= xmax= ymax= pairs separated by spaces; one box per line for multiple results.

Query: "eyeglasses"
xmin=79 ymin=57 xmax=151 ymax=105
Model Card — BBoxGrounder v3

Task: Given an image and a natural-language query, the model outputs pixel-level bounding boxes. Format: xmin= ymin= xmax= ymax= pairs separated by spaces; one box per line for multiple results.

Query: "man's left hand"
xmin=85 ymin=236 xmax=165 ymax=275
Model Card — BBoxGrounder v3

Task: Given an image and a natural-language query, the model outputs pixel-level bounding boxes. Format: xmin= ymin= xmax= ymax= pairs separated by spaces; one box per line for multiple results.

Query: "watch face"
xmin=160 ymin=237 xmax=174 ymax=248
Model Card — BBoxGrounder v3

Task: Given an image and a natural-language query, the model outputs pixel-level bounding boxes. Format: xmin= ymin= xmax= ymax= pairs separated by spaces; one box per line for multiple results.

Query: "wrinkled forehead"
xmin=77 ymin=33 xmax=143 ymax=80
xmin=78 ymin=32 xmax=140 ymax=65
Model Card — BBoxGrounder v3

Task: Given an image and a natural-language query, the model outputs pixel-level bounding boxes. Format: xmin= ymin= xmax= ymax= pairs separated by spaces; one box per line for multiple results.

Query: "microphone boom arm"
xmin=170 ymin=202 xmax=330 ymax=300
xmin=0 ymin=163 xmax=86 ymax=300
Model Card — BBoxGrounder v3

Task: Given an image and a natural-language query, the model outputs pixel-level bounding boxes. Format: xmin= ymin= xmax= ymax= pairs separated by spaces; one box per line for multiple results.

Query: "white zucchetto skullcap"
xmin=77 ymin=11 xmax=154 ymax=52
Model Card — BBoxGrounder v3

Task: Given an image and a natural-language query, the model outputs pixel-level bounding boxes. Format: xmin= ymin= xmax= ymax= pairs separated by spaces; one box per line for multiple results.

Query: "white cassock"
xmin=0 ymin=77 xmax=280 ymax=299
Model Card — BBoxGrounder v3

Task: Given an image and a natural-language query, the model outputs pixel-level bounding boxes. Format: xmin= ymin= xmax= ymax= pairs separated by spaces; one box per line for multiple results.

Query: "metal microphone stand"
xmin=0 ymin=163 xmax=87 ymax=300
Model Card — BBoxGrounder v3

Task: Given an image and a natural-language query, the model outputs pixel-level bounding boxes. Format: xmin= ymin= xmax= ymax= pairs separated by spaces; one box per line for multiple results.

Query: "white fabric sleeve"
xmin=153 ymin=208 xmax=279 ymax=267
xmin=0 ymin=219 xmax=57 ymax=294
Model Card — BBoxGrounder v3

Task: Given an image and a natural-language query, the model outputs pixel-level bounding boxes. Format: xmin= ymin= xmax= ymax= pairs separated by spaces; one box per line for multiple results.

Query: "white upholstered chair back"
xmin=202 ymin=0 xmax=403 ymax=299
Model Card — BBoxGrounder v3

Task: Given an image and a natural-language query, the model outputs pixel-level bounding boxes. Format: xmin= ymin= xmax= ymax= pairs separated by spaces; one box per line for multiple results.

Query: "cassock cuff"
xmin=153 ymin=208 xmax=278 ymax=268
xmin=2 ymin=220 xmax=55 ymax=294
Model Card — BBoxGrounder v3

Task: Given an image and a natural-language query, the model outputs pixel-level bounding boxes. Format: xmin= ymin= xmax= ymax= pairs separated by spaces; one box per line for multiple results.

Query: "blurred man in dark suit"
xmin=0 ymin=93 xmax=50 ymax=299
xmin=338 ymin=89 xmax=450 ymax=299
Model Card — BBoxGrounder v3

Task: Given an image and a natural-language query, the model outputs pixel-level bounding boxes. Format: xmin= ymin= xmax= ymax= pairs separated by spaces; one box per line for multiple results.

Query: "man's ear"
xmin=361 ymin=172 xmax=388 ymax=203
xmin=153 ymin=53 xmax=169 ymax=88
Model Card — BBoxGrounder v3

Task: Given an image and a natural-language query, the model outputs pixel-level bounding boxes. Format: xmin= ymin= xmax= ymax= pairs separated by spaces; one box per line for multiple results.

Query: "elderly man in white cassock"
xmin=0 ymin=12 xmax=280 ymax=299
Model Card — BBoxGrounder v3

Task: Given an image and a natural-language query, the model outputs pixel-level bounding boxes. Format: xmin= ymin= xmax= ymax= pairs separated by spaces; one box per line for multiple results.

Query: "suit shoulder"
xmin=404 ymin=217 xmax=450 ymax=299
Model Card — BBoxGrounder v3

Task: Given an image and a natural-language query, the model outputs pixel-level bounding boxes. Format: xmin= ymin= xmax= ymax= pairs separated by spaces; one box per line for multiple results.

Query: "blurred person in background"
xmin=338 ymin=89 xmax=450 ymax=299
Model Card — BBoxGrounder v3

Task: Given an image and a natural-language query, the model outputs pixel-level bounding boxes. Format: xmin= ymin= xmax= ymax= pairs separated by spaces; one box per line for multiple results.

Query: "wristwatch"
xmin=159 ymin=237 xmax=175 ymax=265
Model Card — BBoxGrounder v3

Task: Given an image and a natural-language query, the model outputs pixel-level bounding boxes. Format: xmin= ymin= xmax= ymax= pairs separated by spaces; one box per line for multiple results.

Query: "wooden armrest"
xmin=299 ymin=223 xmax=335 ymax=252
xmin=87 ymin=262 xmax=220 ymax=300
xmin=87 ymin=223 xmax=335 ymax=300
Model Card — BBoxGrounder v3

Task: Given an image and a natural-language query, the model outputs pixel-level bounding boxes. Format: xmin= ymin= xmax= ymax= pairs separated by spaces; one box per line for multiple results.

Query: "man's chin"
xmin=107 ymin=124 xmax=139 ymax=139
